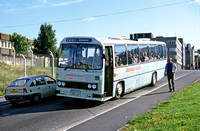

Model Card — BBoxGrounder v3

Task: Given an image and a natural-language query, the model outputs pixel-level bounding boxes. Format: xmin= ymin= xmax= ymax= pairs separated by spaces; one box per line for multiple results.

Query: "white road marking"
xmin=58 ymin=73 xmax=191 ymax=131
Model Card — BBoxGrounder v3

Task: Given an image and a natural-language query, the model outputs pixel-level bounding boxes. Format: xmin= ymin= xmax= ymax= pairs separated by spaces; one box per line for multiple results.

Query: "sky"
xmin=0 ymin=0 xmax=200 ymax=50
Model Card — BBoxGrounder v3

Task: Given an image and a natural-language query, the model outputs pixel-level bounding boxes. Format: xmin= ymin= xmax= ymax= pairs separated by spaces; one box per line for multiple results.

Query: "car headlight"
xmin=58 ymin=81 xmax=61 ymax=86
xmin=62 ymin=82 xmax=66 ymax=87
xmin=92 ymin=84 xmax=97 ymax=89
xmin=88 ymin=84 xmax=92 ymax=89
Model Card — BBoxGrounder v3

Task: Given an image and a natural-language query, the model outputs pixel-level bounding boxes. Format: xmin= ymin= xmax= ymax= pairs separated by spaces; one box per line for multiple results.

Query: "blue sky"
xmin=0 ymin=0 xmax=200 ymax=49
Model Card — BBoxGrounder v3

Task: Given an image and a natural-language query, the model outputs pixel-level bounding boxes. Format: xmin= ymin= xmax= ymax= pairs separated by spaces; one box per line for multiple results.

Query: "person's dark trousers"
xmin=167 ymin=72 xmax=175 ymax=91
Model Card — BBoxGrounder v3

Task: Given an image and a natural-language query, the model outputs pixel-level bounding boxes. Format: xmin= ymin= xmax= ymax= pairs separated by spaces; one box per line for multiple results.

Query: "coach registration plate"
xmin=70 ymin=90 xmax=81 ymax=97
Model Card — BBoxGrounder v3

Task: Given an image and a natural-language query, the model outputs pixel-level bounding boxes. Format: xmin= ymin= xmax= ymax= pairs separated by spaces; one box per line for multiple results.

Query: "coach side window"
xmin=139 ymin=45 xmax=149 ymax=62
xmin=127 ymin=45 xmax=139 ymax=64
xmin=158 ymin=45 xmax=163 ymax=59
xmin=163 ymin=45 xmax=167 ymax=58
xmin=114 ymin=45 xmax=127 ymax=67
xmin=149 ymin=44 xmax=157 ymax=61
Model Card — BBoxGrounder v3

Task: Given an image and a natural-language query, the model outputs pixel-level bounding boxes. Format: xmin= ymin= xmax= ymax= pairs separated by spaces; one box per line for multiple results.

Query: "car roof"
xmin=17 ymin=75 xmax=51 ymax=80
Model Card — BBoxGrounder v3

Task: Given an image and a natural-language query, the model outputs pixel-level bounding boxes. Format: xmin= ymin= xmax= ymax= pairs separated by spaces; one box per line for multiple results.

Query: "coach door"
xmin=104 ymin=46 xmax=114 ymax=96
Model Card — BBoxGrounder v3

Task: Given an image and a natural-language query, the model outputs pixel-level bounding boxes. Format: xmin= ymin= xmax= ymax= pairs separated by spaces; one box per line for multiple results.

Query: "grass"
xmin=0 ymin=62 xmax=55 ymax=96
xmin=122 ymin=81 xmax=200 ymax=131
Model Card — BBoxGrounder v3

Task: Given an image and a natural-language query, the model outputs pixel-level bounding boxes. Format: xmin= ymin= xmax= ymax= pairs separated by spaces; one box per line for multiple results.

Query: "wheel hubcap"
xmin=117 ymin=84 xmax=122 ymax=95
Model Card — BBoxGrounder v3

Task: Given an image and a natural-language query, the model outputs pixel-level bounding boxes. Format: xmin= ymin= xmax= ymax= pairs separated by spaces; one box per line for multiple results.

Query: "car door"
xmin=44 ymin=76 xmax=56 ymax=96
xmin=35 ymin=76 xmax=49 ymax=98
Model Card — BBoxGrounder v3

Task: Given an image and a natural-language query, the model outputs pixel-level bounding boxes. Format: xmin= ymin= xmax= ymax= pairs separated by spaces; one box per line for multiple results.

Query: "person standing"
xmin=165 ymin=58 xmax=177 ymax=92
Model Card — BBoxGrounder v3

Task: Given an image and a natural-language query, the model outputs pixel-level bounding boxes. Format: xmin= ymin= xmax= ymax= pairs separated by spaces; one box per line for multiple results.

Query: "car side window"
xmin=44 ymin=76 xmax=55 ymax=84
xmin=35 ymin=77 xmax=46 ymax=86
xmin=30 ymin=80 xmax=36 ymax=87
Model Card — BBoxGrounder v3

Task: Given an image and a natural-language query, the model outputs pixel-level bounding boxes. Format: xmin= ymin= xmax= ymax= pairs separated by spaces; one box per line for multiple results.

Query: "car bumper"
xmin=5 ymin=94 xmax=34 ymax=101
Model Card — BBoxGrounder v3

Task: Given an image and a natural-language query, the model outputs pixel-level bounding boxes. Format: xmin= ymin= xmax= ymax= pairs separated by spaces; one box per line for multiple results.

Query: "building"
xmin=185 ymin=44 xmax=195 ymax=69
xmin=195 ymin=53 xmax=200 ymax=70
xmin=178 ymin=38 xmax=186 ymax=69
xmin=0 ymin=32 xmax=14 ymax=64
xmin=0 ymin=32 xmax=13 ymax=48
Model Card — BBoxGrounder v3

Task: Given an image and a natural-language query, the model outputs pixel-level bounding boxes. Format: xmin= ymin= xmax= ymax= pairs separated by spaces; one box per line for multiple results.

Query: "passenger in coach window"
xmin=164 ymin=57 xmax=177 ymax=92
xmin=143 ymin=52 xmax=149 ymax=61
xmin=128 ymin=53 xmax=133 ymax=64
xmin=115 ymin=56 xmax=121 ymax=67
xmin=149 ymin=52 xmax=154 ymax=61
xmin=132 ymin=54 xmax=138 ymax=63
xmin=135 ymin=54 xmax=140 ymax=63
xmin=140 ymin=52 xmax=145 ymax=62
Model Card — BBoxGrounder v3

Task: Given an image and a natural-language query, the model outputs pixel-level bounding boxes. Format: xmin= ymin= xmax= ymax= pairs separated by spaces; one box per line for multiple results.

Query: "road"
xmin=0 ymin=70 xmax=200 ymax=131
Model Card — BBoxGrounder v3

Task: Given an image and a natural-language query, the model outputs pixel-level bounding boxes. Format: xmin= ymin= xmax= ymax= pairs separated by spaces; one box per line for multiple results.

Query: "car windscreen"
xmin=8 ymin=78 xmax=30 ymax=87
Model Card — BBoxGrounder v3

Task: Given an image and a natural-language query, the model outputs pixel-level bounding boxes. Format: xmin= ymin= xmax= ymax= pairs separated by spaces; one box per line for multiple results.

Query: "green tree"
xmin=197 ymin=49 xmax=200 ymax=54
xmin=34 ymin=22 xmax=57 ymax=54
xmin=10 ymin=32 xmax=30 ymax=54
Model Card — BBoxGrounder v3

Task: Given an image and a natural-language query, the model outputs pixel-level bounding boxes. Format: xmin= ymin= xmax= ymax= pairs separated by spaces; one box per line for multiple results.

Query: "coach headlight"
xmin=88 ymin=84 xmax=92 ymax=89
xmin=92 ymin=84 xmax=97 ymax=90
xmin=58 ymin=81 xmax=62 ymax=86
xmin=62 ymin=82 xmax=66 ymax=87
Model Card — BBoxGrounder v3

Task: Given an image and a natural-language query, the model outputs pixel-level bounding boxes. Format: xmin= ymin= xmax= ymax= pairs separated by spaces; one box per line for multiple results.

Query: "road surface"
xmin=0 ymin=70 xmax=199 ymax=131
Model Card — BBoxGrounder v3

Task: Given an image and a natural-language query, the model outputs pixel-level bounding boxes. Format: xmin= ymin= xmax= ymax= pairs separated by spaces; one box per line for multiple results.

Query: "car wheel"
xmin=10 ymin=101 xmax=19 ymax=106
xmin=114 ymin=83 xmax=123 ymax=99
xmin=33 ymin=95 xmax=40 ymax=104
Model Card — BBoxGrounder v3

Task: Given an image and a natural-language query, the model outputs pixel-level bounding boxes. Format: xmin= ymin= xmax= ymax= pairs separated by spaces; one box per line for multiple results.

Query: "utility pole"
xmin=13 ymin=47 xmax=15 ymax=66
xmin=22 ymin=55 xmax=26 ymax=77
xmin=29 ymin=48 xmax=33 ymax=67
xmin=50 ymin=51 xmax=54 ymax=78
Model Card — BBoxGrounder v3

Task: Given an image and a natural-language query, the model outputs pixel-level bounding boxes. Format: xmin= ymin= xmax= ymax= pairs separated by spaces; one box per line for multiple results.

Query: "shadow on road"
xmin=0 ymin=96 xmax=102 ymax=117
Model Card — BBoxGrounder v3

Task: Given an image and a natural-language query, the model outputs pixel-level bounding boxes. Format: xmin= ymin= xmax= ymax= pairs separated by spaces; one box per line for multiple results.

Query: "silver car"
xmin=5 ymin=75 xmax=56 ymax=106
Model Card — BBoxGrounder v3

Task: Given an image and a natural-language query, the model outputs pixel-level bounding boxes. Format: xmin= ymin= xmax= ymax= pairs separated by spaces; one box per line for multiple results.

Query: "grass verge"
xmin=123 ymin=81 xmax=200 ymax=131
xmin=0 ymin=62 xmax=55 ymax=96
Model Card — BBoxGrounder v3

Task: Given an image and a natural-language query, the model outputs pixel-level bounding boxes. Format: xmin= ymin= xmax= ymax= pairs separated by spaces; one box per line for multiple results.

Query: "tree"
xmin=10 ymin=32 xmax=30 ymax=54
xmin=34 ymin=22 xmax=57 ymax=54
xmin=197 ymin=49 xmax=200 ymax=54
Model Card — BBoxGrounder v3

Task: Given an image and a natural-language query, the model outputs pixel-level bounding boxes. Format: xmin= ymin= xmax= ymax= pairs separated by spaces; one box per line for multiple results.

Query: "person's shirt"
xmin=167 ymin=62 xmax=173 ymax=73
xmin=165 ymin=62 xmax=177 ymax=74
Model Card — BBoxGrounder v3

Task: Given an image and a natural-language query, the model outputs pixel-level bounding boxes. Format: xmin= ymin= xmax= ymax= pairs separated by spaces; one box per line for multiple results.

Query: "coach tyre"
xmin=115 ymin=82 xmax=123 ymax=99
xmin=151 ymin=73 xmax=157 ymax=86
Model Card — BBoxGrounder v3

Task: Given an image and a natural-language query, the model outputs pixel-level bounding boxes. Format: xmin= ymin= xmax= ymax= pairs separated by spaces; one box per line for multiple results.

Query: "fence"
xmin=0 ymin=47 xmax=57 ymax=67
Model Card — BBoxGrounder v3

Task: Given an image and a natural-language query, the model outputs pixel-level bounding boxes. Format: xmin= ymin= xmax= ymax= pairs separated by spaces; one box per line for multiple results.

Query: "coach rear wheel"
xmin=151 ymin=73 xmax=157 ymax=86
xmin=115 ymin=83 xmax=123 ymax=99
